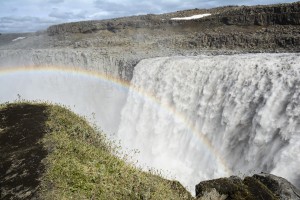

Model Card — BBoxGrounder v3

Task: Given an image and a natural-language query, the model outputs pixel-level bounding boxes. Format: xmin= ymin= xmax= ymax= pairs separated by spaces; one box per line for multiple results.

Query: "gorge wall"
xmin=0 ymin=49 xmax=139 ymax=81
xmin=1 ymin=2 xmax=300 ymax=60
xmin=1 ymin=2 xmax=300 ymax=84
xmin=45 ymin=2 xmax=300 ymax=52
xmin=1 ymin=1 xmax=300 ymax=197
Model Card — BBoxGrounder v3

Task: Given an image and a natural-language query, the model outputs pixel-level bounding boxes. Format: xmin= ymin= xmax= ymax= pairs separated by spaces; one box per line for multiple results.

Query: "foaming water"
xmin=1 ymin=54 xmax=300 ymax=195
xmin=117 ymin=53 xmax=300 ymax=193
xmin=0 ymin=68 xmax=128 ymax=135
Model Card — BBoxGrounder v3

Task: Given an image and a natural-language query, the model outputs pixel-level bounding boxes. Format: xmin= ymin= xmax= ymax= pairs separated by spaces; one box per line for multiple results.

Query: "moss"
xmin=196 ymin=176 xmax=279 ymax=200
xmin=196 ymin=177 xmax=247 ymax=199
xmin=39 ymin=104 xmax=193 ymax=199
xmin=243 ymin=177 xmax=279 ymax=200
xmin=1 ymin=102 xmax=193 ymax=199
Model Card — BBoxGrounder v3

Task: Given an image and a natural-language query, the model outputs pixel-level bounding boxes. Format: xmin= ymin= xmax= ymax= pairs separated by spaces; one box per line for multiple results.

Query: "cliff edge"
xmin=45 ymin=1 xmax=300 ymax=52
xmin=0 ymin=103 xmax=193 ymax=199
xmin=1 ymin=2 xmax=300 ymax=82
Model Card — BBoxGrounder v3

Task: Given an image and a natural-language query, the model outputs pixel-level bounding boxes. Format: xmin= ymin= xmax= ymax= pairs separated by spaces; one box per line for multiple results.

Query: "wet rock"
xmin=196 ymin=173 xmax=300 ymax=200
xmin=253 ymin=173 xmax=300 ymax=200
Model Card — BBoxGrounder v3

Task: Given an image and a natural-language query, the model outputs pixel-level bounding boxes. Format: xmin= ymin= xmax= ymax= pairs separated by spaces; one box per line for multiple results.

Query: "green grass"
xmin=39 ymin=104 xmax=193 ymax=199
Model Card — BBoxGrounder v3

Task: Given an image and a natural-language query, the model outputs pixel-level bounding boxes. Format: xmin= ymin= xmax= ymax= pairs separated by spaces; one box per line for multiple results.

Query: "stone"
xmin=195 ymin=173 xmax=300 ymax=200
xmin=253 ymin=173 xmax=300 ymax=200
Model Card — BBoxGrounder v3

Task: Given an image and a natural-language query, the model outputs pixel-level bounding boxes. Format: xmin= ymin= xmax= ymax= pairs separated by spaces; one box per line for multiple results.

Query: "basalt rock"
xmin=44 ymin=1 xmax=300 ymax=52
xmin=1 ymin=2 xmax=300 ymax=79
xmin=253 ymin=173 xmax=300 ymax=200
xmin=217 ymin=3 xmax=300 ymax=26
xmin=196 ymin=173 xmax=300 ymax=200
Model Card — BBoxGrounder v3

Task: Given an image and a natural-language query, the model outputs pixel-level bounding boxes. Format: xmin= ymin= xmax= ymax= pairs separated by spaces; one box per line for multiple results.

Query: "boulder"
xmin=196 ymin=173 xmax=300 ymax=200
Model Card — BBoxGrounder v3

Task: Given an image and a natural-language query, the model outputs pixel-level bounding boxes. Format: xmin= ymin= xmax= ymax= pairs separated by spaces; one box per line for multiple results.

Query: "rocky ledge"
xmin=1 ymin=2 xmax=300 ymax=76
xmin=45 ymin=1 xmax=300 ymax=52
xmin=47 ymin=2 xmax=300 ymax=35
xmin=196 ymin=173 xmax=300 ymax=200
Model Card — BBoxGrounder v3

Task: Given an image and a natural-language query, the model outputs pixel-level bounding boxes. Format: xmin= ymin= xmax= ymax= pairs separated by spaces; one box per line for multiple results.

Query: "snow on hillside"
xmin=171 ymin=13 xmax=211 ymax=20
xmin=12 ymin=37 xmax=26 ymax=42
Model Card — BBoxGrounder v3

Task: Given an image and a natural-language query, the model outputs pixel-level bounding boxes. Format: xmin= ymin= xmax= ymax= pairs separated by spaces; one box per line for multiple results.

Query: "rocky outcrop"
xmin=44 ymin=1 xmax=300 ymax=52
xmin=217 ymin=3 xmax=300 ymax=26
xmin=253 ymin=174 xmax=300 ymax=200
xmin=1 ymin=2 xmax=300 ymax=80
xmin=0 ymin=49 xmax=140 ymax=81
xmin=47 ymin=21 xmax=99 ymax=35
xmin=196 ymin=173 xmax=300 ymax=200
xmin=46 ymin=15 xmax=163 ymax=36
xmin=47 ymin=2 xmax=300 ymax=35
xmin=187 ymin=27 xmax=300 ymax=51
xmin=2 ymin=2 xmax=300 ymax=53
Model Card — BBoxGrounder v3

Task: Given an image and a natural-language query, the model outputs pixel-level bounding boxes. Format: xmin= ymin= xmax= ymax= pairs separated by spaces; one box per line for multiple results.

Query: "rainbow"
xmin=0 ymin=65 xmax=232 ymax=175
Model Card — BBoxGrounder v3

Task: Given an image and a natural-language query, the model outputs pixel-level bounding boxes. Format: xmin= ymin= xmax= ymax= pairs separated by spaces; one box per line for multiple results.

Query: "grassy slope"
xmin=0 ymin=103 xmax=193 ymax=199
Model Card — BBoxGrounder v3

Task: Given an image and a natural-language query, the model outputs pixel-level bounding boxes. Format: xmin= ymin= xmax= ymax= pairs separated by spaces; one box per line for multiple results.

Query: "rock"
xmin=217 ymin=3 xmax=300 ymax=26
xmin=195 ymin=173 xmax=300 ymax=200
xmin=198 ymin=188 xmax=227 ymax=200
xmin=253 ymin=173 xmax=300 ymax=200
xmin=1 ymin=2 xmax=300 ymax=80
xmin=44 ymin=1 xmax=300 ymax=52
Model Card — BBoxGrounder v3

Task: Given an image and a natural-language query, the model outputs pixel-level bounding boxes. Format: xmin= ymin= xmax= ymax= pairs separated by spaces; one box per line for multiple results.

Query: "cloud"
xmin=92 ymin=0 xmax=180 ymax=18
xmin=87 ymin=11 xmax=112 ymax=19
xmin=0 ymin=0 xmax=298 ymax=33
xmin=92 ymin=0 xmax=295 ymax=17
xmin=49 ymin=8 xmax=86 ymax=20
xmin=0 ymin=16 xmax=59 ymax=33
xmin=47 ymin=0 xmax=65 ymax=4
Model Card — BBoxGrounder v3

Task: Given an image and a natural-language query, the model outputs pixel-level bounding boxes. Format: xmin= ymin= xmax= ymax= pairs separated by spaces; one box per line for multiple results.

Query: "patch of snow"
xmin=12 ymin=37 xmax=26 ymax=42
xmin=171 ymin=13 xmax=211 ymax=20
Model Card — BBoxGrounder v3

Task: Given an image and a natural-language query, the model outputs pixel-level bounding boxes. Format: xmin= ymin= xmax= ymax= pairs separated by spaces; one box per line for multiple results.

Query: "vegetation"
xmin=196 ymin=176 xmax=279 ymax=200
xmin=0 ymin=102 xmax=193 ymax=199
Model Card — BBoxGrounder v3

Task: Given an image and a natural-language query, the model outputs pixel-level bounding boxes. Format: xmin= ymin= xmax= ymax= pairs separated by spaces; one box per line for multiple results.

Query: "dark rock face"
xmin=217 ymin=3 xmax=300 ymax=26
xmin=189 ymin=28 xmax=300 ymax=51
xmin=47 ymin=2 xmax=300 ymax=35
xmin=45 ymin=1 xmax=300 ymax=52
xmin=195 ymin=173 xmax=300 ymax=200
xmin=1 ymin=2 xmax=300 ymax=77
xmin=253 ymin=174 xmax=300 ymax=200
xmin=46 ymin=16 xmax=163 ymax=36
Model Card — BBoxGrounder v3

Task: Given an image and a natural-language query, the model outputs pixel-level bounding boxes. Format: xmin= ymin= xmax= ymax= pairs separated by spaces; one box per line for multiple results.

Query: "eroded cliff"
xmin=1 ymin=2 xmax=299 ymax=81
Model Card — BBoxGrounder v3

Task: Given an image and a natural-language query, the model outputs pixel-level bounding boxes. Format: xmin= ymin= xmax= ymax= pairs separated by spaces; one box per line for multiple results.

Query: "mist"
xmin=1 ymin=53 xmax=300 ymax=195
xmin=0 ymin=67 xmax=128 ymax=136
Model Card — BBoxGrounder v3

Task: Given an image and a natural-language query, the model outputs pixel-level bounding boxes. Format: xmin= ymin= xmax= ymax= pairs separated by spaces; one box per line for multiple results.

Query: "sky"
xmin=0 ymin=0 xmax=297 ymax=33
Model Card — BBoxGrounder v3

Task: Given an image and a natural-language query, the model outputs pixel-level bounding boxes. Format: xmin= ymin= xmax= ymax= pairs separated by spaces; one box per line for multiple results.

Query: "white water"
xmin=117 ymin=53 xmax=300 ymax=193
xmin=1 ymin=53 xmax=299 ymax=194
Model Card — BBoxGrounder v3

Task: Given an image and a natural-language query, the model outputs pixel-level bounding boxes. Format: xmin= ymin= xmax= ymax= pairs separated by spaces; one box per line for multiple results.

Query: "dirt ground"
xmin=0 ymin=104 xmax=48 ymax=199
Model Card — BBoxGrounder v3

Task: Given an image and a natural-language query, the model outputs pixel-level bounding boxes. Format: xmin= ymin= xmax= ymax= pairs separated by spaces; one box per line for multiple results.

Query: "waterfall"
xmin=117 ymin=53 xmax=300 ymax=193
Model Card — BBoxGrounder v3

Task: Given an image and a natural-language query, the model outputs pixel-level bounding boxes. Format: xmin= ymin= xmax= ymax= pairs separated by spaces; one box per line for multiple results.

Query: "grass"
xmin=1 ymin=102 xmax=283 ymax=200
xmin=30 ymin=103 xmax=194 ymax=199
xmin=196 ymin=176 xmax=279 ymax=200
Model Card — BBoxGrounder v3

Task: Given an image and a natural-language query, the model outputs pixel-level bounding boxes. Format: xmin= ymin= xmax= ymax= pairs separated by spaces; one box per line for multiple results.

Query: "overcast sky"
xmin=0 ymin=0 xmax=297 ymax=33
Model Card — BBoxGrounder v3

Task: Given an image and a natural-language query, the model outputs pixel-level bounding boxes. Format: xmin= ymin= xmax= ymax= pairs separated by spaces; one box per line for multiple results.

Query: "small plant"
xmin=38 ymin=103 xmax=193 ymax=199
xmin=0 ymin=101 xmax=193 ymax=199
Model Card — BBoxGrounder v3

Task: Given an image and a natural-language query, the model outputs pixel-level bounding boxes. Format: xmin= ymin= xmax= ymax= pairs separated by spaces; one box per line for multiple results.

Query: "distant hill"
xmin=44 ymin=1 xmax=300 ymax=52
xmin=1 ymin=2 xmax=299 ymax=83
xmin=1 ymin=1 xmax=300 ymax=52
